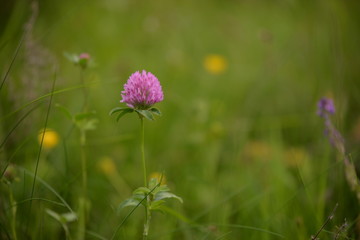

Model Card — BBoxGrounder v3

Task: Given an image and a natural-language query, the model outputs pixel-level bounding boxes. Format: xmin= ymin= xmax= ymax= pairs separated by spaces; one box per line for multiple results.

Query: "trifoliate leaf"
xmin=154 ymin=192 xmax=183 ymax=203
xmin=76 ymin=118 xmax=98 ymax=131
xmin=118 ymin=194 xmax=144 ymax=211
xmin=133 ymin=187 xmax=150 ymax=195
xmin=150 ymin=200 xmax=166 ymax=211
xmin=116 ymin=108 xmax=134 ymax=121
xmin=153 ymin=185 xmax=170 ymax=195
xmin=109 ymin=107 xmax=132 ymax=116
xmin=149 ymin=107 xmax=161 ymax=116
xmin=135 ymin=109 xmax=154 ymax=121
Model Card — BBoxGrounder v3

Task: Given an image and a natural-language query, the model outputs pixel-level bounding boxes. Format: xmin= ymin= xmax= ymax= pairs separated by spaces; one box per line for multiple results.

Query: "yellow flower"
xmin=38 ymin=128 xmax=59 ymax=150
xmin=203 ymin=54 xmax=228 ymax=75
xmin=243 ymin=140 xmax=272 ymax=161
xmin=283 ymin=148 xmax=308 ymax=167
xmin=98 ymin=157 xmax=117 ymax=176
xmin=149 ymin=172 xmax=166 ymax=185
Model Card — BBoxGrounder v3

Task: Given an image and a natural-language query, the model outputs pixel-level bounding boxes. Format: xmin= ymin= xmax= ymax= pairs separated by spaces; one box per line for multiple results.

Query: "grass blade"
xmin=1 ymin=136 xmax=31 ymax=178
xmin=21 ymin=167 xmax=75 ymax=214
xmin=8 ymin=198 xmax=66 ymax=210
xmin=213 ymin=223 xmax=285 ymax=239
xmin=26 ymin=69 xmax=57 ymax=233
xmin=0 ymin=28 xmax=27 ymax=91
xmin=0 ymin=104 xmax=41 ymax=150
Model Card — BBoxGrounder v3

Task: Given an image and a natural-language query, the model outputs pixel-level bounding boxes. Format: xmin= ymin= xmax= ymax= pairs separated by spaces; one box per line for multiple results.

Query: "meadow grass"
xmin=1 ymin=0 xmax=360 ymax=239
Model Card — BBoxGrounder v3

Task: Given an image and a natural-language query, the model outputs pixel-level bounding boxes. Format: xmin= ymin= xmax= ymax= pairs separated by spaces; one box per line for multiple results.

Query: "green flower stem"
xmin=140 ymin=117 xmax=147 ymax=186
xmin=80 ymin=130 xmax=87 ymax=195
xmin=140 ymin=116 xmax=151 ymax=240
xmin=78 ymin=130 xmax=87 ymax=240
xmin=143 ymin=196 xmax=151 ymax=240
xmin=80 ymin=69 xmax=88 ymax=111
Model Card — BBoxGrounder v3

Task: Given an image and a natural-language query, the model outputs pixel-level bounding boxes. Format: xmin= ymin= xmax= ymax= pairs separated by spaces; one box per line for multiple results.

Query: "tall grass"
xmin=1 ymin=0 xmax=360 ymax=239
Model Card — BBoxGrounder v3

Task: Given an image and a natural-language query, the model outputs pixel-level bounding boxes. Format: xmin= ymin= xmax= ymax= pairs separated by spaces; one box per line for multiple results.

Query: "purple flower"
xmin=121 ymin=70 xmax=164 ymax=109
xmin=317 ymin=97 xmax=335 ymax=118
xmin=317 ymin=97 xmax=345 ymax=152
xmin=79 ymin=53 xmax=91 ymax=60
xmin=78 ymin=53 xmax=91 ymax=69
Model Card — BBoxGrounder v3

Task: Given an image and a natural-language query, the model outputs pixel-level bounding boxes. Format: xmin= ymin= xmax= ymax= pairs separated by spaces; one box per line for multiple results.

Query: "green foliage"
xmin=1 ymin=0 xmax=360 ymax=239
xmin=149 ymin=107 xmax=161 ymax=116
xmin=46 ymin=209 xmax=77 ymax=224
xmin=64 ymin=52 xmax=92 ymax=69
xmin=74 ymin=112 xmax=98 ymax=132
xmin=118 ymin=179 xmax=182 ymax=215
xmin=46 ymin=209 xmax=76 ymax=239
xmin=56 ymin=104 xmax=98 ymax=132
xmin=135 ymin=109 xmax=155 ymax=121
xmin=109 ymin=107 xmax=162 ymax=121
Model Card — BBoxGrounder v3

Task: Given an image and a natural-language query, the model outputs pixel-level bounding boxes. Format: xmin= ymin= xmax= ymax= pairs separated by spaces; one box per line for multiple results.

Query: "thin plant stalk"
xmin=143 ymin=198 xmax=151 ymax=240
xmin=140 ymin=117 xmax=147 ymax=186
xmin=77 ymin=130 xmax=87 ymax=240
xmin=80 ymin=69 xmax=88 ymax=111
xmin=78 ymin=66 xmax=88 ymax=240
xmin=80 ymin=130 xmax=87 ymax=196
xmin=143 ymin=203 xmax=151 ymax=240
xmin=140 ymin=116 xmax=151 ymax=240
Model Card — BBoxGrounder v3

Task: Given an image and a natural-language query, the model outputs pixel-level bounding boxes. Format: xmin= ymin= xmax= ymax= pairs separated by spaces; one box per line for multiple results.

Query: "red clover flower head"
xmin=79 ymin=53 xmax=91 ymax=60
xmin=317 ymin=97 xmax=335 ymax=118
xmin=121 ymin=70 xmax=164 ymax=110
xmin=78 ymin=53 xmax=91 ymax=69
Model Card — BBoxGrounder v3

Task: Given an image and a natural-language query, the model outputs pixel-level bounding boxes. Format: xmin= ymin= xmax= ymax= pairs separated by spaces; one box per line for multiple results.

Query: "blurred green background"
xmin=1 ymin=0 xmax=360 ymax=239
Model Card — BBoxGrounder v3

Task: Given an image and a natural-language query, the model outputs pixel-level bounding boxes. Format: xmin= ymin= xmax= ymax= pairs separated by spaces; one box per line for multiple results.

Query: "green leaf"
xmin=154 ymin=192 xmax=183 ymax=203
xmin=76 ymin=118 xmax=98 ymax=131
xmin=46 ymin=208 xmax=62 ymax=223
xmin=109 ymin=107 xmax=131 ymax=116
xmin=135 ymin=109 xmax=154 ymax=121
xmin=73 ymin=111 xmax=98 ymax=131
xmin=133 ymin=187 xmax=150 ymax=195
xmin=78 ymin=58 xmax=88 ymax=68
xmin=61 ymin=212 xmax=77 ymax=223
xmin=46 ymin=209 xmax=77 ymax=224
xmin=116 ymin=109 xmax=134 ymax=121
xmin=118 ymin=195 xmax=144 ymax=211
xmin=150 ymin=200 xmax=166 ymax=211
xmin=149 ymin=107 xmax=161 ymax=116
xmin=64 ymin=52 xmax=79 ymax=63
xmin=152 ymin=185 xmax=170 ymax=195
xmin=55 ymin=104 xmax=73 ymax=120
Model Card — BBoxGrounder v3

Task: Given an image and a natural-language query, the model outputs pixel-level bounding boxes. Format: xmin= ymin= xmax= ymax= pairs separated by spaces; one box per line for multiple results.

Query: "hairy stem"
xmin=141 ymin=117 xmax=147 ymax=186
xmin=80 ymin=69 xmax=88 ymax=111
xmin=78 ymin=131 xmax=87 ymax=240
xmin=143 ymin=196 xmax=151 ymax=240
xmin=140 ymin=117 xmax=152 ymax=239
xmin=80 ymin=130 xmax=87 ymax=195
